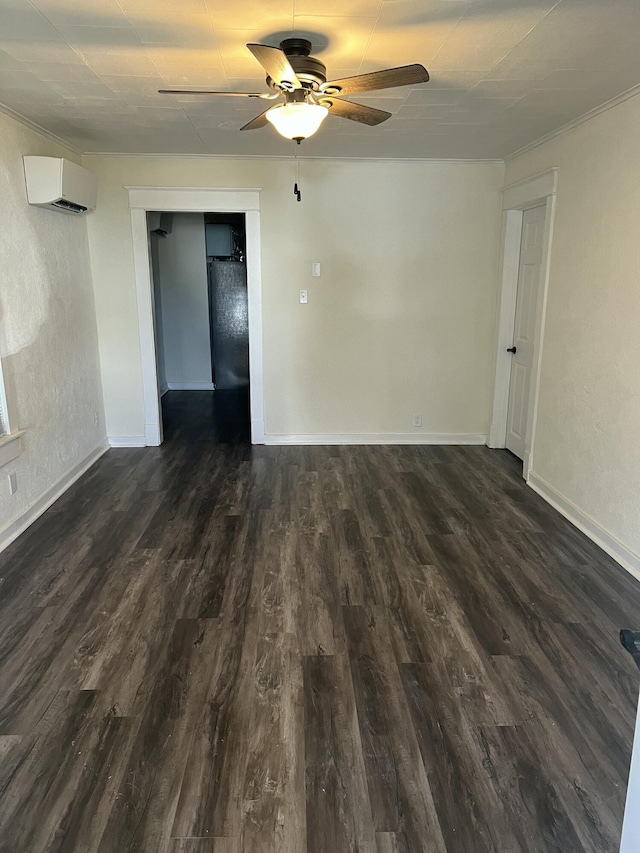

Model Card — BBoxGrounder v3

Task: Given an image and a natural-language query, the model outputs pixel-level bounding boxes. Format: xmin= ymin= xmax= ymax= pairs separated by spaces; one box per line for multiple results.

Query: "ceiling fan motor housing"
xmin=266 ymin=37 xmax=327 ymax=91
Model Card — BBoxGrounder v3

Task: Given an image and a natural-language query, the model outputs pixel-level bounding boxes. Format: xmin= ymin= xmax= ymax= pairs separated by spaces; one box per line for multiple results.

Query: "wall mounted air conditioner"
xmin=23 ymin=156 xmax=97 ymax=214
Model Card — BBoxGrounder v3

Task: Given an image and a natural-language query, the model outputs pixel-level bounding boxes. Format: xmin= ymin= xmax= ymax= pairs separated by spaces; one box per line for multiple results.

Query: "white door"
xmin=505 ymin=202 xmax=546 ymax=459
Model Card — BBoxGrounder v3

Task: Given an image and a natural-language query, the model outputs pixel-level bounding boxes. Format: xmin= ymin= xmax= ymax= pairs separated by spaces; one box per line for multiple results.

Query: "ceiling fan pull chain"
xmin=294 ymin=158 xmax=301 ymax=202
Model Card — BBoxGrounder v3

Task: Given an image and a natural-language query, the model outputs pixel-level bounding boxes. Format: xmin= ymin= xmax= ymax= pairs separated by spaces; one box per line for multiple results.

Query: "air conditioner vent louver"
xmin=52 ymin=199 xmax=87 ymax=214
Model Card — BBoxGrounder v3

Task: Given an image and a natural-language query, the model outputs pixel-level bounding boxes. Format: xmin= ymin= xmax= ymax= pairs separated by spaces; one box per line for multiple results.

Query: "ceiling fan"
xmin=159 ymin=38 xmax=429 ymax=143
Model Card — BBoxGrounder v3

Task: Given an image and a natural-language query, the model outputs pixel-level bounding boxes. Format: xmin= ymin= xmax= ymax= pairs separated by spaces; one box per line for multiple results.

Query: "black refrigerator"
xmin=207 ymin=259 xmax=249 ymax=391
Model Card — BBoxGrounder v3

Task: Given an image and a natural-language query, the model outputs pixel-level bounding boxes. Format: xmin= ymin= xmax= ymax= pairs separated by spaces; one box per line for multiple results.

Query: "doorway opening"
xmin=128 ymin=186 xmax=264 ymax=448
xmin=148 ymin=210 xmax=250 ymax=444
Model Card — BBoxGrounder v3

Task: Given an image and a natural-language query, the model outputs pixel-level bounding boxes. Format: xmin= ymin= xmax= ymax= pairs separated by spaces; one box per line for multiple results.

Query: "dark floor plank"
xmin=475 ymin=721 xmax=619 ymax=853
xmin=0 ymin=690 xmax=111 ymax=852
xmin=343 ymin=605 xmax=446 ymax=851
xmin=303 ymin=654 xmax=377 ymax=853
xmin=0 ymin=550 xmax=146 ymax=734
xmin=39 ymin=715 xmax=140 ymax=853
xmin=334 ymin=508 xmax=379 ymax=606
xmin=369 ymin=536 xmax=432 ymax=664
xmin=427 ymin=532 xmax=528 ymax=656
xmin=177 ymin=514 xmax=243 ymax=619
xmin=170 ymin=513 xmax=270 ymax=842
xmin=375 ymin=832 xmax=410 ymax=853
xmin=80 ymin=552 xmax=191 ymax=717
xmin=169 ymin=611 xmax=260 ymax=840
xmin=492 ymin=650 xmax=631 ymax=810
xmin=240 ymin=631 xmax=305 ymax=853
xmin=96 ymin=619 xmax=214 ymax=853
xmin=170 ymin=841 xmax=240 ymax=853
xmin=296 ymin=530 xmax=345 ymax=656
xmin=400 ymin=662 xmax=527 ymax=852
xmin=377 ymin=487 xmax=436 ymax=565
xmin=402 ymin=563 xmax=521 ymax=724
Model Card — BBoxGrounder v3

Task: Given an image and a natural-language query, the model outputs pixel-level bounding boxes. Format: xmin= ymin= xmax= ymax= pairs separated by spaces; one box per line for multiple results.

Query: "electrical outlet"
xmin=8 ymin=471 xmax=17 ymax=495
xmin=412 ymin=413 xmax=422 ymax=428
xmin=94 ymin=410 xmax=99 ymax=427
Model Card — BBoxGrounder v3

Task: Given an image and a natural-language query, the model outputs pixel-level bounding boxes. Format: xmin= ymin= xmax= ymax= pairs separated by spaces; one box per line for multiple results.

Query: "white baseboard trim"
xmin=166 ymin=382 xmax=214 ymax=391
xmin=144 ymin=421 xmax=161 ymax=447
xmin=108 ymin=435 xmax=147 ymax=448
xmin=0 ymin=442 xmax=109 ymax=555
xmin=251 ymin=418 xmax=265 ymax=445
xmin=263 ymin=432 xmax=487 ymax=446
xmin=527 ymin=471 xmax=640 ymax=584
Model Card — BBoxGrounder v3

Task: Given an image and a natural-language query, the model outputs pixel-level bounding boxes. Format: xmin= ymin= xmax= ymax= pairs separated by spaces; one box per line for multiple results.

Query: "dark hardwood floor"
xmin=1 ymin=391 xmax=638 ymax=852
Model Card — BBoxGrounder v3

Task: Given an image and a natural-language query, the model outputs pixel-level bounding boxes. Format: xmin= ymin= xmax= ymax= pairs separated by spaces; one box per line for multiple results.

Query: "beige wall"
xmin=85 ymin=156 xmax=504 ymax=440
xmin=505 ymin=93 xmax=640 ymax=559
xmin=0 ymin=112 xmax=104 ymax=538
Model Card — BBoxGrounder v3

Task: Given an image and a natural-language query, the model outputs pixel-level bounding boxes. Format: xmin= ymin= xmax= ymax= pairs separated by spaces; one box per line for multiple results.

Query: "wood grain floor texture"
xmin=1 ymin=391 xmax=639 ymax=852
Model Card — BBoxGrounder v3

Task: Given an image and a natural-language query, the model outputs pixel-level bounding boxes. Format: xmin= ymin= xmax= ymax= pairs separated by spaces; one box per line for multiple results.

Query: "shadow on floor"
xmin=161 ymin=388 xmax=250 ymax=445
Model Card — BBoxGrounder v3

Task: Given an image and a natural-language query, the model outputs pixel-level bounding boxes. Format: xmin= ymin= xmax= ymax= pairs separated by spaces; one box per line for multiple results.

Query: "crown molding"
xmin=505 ymin=83 xmax=640 ymax=162
xmin=0 ymin=102 xmax=83 ymax=156
xmin=82 ymin=151 xmax=503 ymax=164
xmin=124 ymin=184 xmax=262 ymax=192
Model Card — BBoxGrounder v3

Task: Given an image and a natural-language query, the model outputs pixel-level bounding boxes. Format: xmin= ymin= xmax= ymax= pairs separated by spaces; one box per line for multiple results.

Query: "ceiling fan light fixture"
xmin=265 ymin=101 xmax=328 ymax=143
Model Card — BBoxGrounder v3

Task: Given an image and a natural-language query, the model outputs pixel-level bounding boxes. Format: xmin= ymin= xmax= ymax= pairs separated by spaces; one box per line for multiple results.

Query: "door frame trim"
xmin=127 ymin=186 xmax=264 ymax=446
xmin=488 ymin=168 xmax=558 ymax=478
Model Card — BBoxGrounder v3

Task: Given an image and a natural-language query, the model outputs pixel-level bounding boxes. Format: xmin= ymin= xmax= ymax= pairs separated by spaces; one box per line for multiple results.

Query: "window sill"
xmin=0 ymin=430 xmax=25 ymax=468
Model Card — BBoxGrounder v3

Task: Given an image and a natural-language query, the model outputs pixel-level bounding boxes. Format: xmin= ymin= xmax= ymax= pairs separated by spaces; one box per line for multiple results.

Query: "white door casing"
xmin=621 ymin=687 xmax=640 ymax=852
xmin=488 ymin=167 xmax=558 ymax=479
xmin=505 ymin=203 xmax=546 ymax=459
xmin=127 ymin=186 xmax=264 ymax=446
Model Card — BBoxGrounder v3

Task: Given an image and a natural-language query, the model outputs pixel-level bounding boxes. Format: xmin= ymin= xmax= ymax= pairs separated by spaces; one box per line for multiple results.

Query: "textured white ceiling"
xmin=1 ymin=0 xmax=639 ymax=158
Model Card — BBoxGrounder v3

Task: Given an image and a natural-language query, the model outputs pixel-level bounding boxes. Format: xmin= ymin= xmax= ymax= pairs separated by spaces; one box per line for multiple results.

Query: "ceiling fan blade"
xmin=321 ymin=64 xmax=429 ymax=96
xmin=320 ymin=97 xmax=391 ymax=126
xmin=246 ymin=44 xmax=301 ymax=90
xmin=158 ymin=89 xmax=277 ymax=98
xmin=239 ymin=108 xmax=272 ymax=131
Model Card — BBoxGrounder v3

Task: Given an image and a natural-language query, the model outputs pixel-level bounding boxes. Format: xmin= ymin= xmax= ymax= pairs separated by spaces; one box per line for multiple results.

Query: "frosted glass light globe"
xmin=266 ymin=102 xmax=329 ymax=142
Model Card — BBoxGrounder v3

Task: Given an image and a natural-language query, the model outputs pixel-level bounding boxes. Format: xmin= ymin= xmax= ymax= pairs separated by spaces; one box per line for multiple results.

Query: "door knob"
xmin=507 ymin=346 xmax=517 ymax=354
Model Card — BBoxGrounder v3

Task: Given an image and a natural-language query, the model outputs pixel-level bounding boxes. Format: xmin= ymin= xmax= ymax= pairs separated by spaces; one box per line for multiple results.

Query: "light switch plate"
xmin=299 ymin=290 xmax=308 ymax=304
